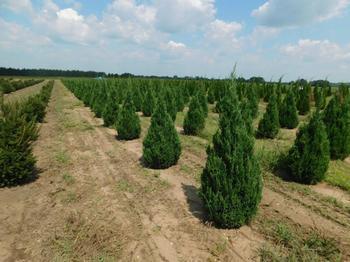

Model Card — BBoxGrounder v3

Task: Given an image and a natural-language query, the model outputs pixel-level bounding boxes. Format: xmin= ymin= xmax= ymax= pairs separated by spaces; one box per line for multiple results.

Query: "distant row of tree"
xmin=0 ymin=67 xmax=105 ymax=78
xmin=0 ymin=67 xmax=342 ymax=86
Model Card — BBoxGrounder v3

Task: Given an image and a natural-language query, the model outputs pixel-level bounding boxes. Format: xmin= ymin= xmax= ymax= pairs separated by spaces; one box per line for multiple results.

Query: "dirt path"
xmin=3 ymin=80 xmax=48 ymax=103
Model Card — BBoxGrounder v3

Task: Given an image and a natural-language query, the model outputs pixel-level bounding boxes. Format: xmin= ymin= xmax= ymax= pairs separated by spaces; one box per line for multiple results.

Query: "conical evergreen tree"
xmin=314 ymin=86 xmax=326 ymax=110
xmin=175 ymin=88 xmax=185 ymax=112
xmin=279 ymin=89 xmax=299 ymax=129
xmin=297 ymin=86 xmax=310 ymax=115
xmin=257 ymin=92 xmax=280 ymax=138
xmin=143 ymin=100 xmax=181 ymax=169
xmin=142 ymin=88 xmax=156 ymax=117
xmin=323 ymin=96 xmax=350 ymax=159
xmin=200 ymin=87 xmax=262 ymax=229
xmin=116 ymin=94 xmax=141 ymax=140
xmin=132 ymin=86 xmax=143 ymax=112
xmin=197 ymin=87 xmax=208 ymax=117
xmin=340 ymin=96 xmax=350 ymax=159
xmin=288 ymin=111 xmax=330 ymax=184
xmin=183 ymin=95 xmax=205 ymax=135
xmin=164 ymin=88 xmax=177 ymax=121
xmin=102 ymin=98 xmax=119 ymax=127
xmin=207 ymin=87 xmax=215 ymax=104
xmin=247 ymin=84 xmax=259 ymax=119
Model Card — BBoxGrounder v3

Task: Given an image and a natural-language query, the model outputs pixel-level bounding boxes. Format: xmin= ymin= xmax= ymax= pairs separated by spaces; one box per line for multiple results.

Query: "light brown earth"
xmin=0 ymin=80 xmax=349 ymax=261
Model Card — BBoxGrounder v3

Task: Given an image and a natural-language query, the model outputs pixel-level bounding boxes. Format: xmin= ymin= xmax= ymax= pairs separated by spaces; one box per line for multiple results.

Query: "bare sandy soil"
xmin=0 ymin=80 xmax=349 ymax=261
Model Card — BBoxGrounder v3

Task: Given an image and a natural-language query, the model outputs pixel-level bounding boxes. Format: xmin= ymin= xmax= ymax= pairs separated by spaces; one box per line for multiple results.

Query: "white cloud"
xmin=0 ymin=18 xmax=52 ymax=49
xmin=166 ymin=40 xmax=186 ymax=50
xmin=281 ymin=39 xmax=350 ymax=62
xmin=155 ymin=0 xmax=216 ymax=33
xmin=0 ymin=0 xmax=33 ymax=14
xmin=31 ymin=1 xmax=95 ymax=45
xmin=101 ymin=0 xmax=157 ymax=44
xmin=206 ymin=19 xmax=242 ymax=45
xmin=252 ymin=0 xmax=350 ymax=27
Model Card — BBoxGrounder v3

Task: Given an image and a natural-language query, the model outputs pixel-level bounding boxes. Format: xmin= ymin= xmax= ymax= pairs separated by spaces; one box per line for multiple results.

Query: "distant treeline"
xmin=0 ymin=67 xmax=105 ymax=78
xmin=0 ymin=67 xmax=338 ymax=85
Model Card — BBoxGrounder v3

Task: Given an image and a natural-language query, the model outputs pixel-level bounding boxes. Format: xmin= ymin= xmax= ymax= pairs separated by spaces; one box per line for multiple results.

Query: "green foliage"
xmin=200 ymin=87 xmax=262 ymax=229
xmin=297 ymin=85 xmax=311 ymax=115
xmin=183 ymin=95 xmax=205 ymax=135
xmin=0 ymin=84 xmax=52 ymax=187
xmin=197 ymin=87 xmax=208 ymax=117
xmin=323 ymin=96 xmax=350 ymax=160
xmin=0 ymin=79 xmax=43 ymax=94
xmin=116 ymin=94 xmax=141 ymax=140
xmin=207 ymin=87 xmax=215 ymax=104
xmin=142 ymin=88 xmax=156 ymax=117
xmin=131 ymin=86 xmax=142 ymax=112
xmin=164 ymin=89 xmax=177 ymax=121
xmin=257 ymin=92 xmax=280 ymax=138
xmin=175 ymin=88 xmax=185 ymax=112
xmin=102 ymin=98 xmax=119 ymax=127
xmin=143 ymin=101 xmax=181 ymax=169
xmin=246 ymin=84 xmax=259 ymax=119
xmin=288 ymin=111 xmax=330 ymax=184
xmin=314 ymin=86 xmax=326 ymax=110
xmin=279 ymin=89 xmax=299 ymax=129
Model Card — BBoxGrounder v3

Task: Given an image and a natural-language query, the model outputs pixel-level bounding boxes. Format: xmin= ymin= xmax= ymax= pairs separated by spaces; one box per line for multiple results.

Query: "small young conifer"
xmin=279 ymin=89 xmax=299 ymax=129
xmin=257 ymin=92 xmax=280 ymax=138
xmin=323 ymin=96 xmax=350 ymax=159
xmin=201 ymin=87 xmax=262 ymax=228
xmin=143 ymin=100 xmax=181 ymax=169
xmin=183 ymin=95 xmax=205 ymax=135
xmin=197 ymin=87 xmax=208 ymax=117
xmin=142 ymin=88 xmax=156 ymax=117
xmin=116 ymin=94 xmax=141 ymax=140
xmin=102 ymin=98 xmax=119 ymax=127
xmin=288 ymin=111 xmax=330 ymax=184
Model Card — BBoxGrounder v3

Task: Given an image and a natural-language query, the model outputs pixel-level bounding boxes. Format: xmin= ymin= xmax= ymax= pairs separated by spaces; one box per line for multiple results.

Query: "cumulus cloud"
xmin=252 ymin=0 xmax=350 ymax=27
xmin=101 ymin=0 xmax=157 ymax=44
xmin=155 ymin=0 xmax=216 ymax=33
xmin=281 ymin=39 xmax=350 ymax=62
xmin=31 ymin=0 xmax=95 ymax=45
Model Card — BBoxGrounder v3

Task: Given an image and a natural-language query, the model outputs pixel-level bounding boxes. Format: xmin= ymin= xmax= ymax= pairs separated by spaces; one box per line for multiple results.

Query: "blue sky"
xmin=1 ymin=0 xmax=350 ymax=81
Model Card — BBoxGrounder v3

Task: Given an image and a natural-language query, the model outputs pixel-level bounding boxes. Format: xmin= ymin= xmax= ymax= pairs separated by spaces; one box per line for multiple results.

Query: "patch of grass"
xmin=62 ymin=172 xmax=75 ymax=185
xmin=209 ymin=237 xmax=228 ymax=257
xmin=62 ymin=191 xmax=78 ymax=204
xmin=116 ymin=179 xmax=134 ymax=193
xmin=55 ymin=150 xmax=70 ymax=165
xmin=275 ymin=223 xmax=293 ymax=246
xmin=52 ymin=213 xmax=123 ymax=261
xmin=255 ymin=145 xmax=288 ymax=172
xmin=198 ymin=113 xmax=218 ymax=141
xmin=180 ymin=164 xmax=191 ymax=174
xmin=258 ymin=244 xmax=283 ymax=262
xmin=325 ymin=160 xmax=350 ymax=192
xmin=257 ymin=218 xmax=341 ymax=261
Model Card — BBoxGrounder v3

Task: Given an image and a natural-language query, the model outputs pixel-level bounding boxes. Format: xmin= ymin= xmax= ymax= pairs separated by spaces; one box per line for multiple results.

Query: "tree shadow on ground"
xmin=182 ymin=184 xmax=208 ymax=223
xmin=1 ymin=167 xmax=43 ymax=188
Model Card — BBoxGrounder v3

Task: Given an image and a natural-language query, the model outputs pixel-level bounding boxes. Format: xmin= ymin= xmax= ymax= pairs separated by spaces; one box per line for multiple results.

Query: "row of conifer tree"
xmin=64 ymin=76 xmax=349 ymax=228
xmin=0 ymin=78 xmax=44 ymax=94
xmin=0 ymin=81 xmax=54 ymax=187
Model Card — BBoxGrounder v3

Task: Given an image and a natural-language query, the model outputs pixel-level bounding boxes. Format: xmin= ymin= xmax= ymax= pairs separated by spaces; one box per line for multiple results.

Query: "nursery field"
xmin=1 ymin=78 xmax=350 ymax=261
